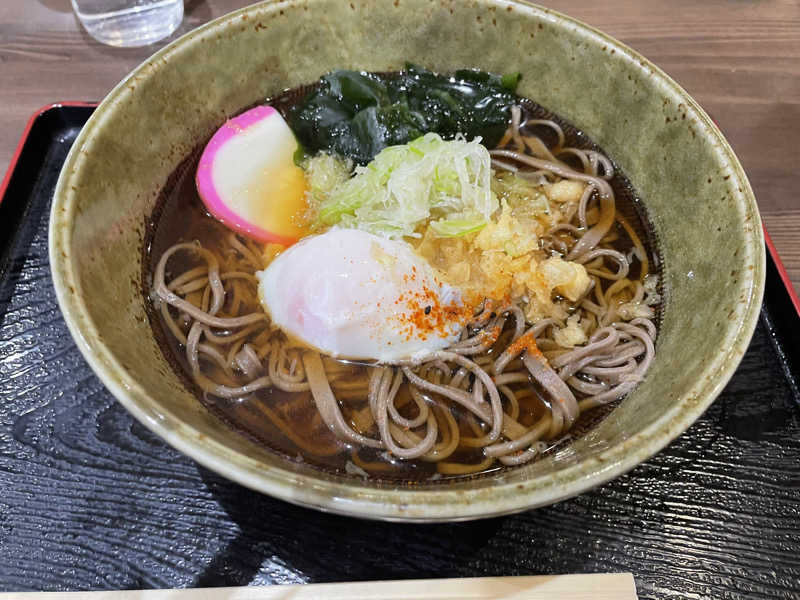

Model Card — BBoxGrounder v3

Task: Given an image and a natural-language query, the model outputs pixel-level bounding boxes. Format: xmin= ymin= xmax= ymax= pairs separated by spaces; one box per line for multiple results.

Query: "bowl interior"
xmin=50 ymin=0 xmax=764 ymax=521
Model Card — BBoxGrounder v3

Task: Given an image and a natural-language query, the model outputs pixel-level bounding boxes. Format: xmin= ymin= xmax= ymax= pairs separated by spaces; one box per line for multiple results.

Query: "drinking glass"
xmin=71 ymin=0 xmax=184 ymax=48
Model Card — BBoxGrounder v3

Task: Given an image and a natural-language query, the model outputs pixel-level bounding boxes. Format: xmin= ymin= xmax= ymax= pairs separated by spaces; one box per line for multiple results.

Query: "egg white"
xmin=257 ymin=229 xmax=465 ymax=362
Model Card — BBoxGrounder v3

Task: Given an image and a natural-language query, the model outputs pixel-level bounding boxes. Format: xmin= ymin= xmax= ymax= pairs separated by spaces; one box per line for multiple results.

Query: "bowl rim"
xmin=49 ymin=0 xmax=765 ymax=522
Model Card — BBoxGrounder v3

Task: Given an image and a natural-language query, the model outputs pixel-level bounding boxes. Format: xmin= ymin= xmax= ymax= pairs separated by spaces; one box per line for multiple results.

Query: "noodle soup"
xmin=144 ymin=69 xmax=661 ymax=482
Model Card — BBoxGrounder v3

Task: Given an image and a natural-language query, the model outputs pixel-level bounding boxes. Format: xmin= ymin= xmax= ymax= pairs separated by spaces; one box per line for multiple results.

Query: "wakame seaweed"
xmin=289 ymin=64 xmax=521 ymax=165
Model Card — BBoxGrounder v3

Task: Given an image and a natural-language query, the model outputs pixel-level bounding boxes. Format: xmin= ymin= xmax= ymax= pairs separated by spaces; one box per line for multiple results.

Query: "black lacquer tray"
xmin=1 ymin=105 xmax=798 ymax=599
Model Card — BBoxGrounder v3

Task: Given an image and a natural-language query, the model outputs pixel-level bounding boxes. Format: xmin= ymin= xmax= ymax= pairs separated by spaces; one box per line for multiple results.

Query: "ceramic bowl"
xmin=50 ymin=0 xmax=764 ymax=521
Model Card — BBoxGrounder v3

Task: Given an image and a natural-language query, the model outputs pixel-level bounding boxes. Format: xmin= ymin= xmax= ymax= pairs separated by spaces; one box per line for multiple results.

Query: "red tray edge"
xmin=0 ymin=102 xmax=98 ymax=207
xmin=764 ymin=227 xmax=800 ymax=317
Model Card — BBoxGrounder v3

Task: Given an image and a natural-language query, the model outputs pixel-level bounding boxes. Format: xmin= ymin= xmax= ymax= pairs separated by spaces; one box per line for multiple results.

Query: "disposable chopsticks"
xmin=1 ymin=573 xmax=637 ymax=599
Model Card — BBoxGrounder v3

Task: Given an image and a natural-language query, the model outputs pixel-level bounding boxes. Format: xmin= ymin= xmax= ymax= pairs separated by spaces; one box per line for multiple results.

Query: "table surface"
xmin=2 ymin=0 xmax=799 ymax=293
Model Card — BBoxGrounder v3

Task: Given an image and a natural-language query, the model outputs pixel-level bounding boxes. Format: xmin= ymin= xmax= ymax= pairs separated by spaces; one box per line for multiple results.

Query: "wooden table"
xmin=1 ymin=0 xmax=798 ymax=291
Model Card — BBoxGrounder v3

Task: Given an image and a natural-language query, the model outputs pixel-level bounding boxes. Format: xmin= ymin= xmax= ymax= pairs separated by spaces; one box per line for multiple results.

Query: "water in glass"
xmin=71 ymin=0 xmax=184 ymax=48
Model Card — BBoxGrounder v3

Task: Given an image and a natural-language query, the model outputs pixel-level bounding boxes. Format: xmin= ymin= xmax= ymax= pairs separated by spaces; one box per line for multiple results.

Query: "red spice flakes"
xmin=472 ymin=299 xmax=496 ymax=325
xmin=506 ymin=331 xmax=544 ymax=359
xmin=392 ymin=282 xmax=476 ymax=343
xmin=479 ymin=325 xmax=502 ymax=346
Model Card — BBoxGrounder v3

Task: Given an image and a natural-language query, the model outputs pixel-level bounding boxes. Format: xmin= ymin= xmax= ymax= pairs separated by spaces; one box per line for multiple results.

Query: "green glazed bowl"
xmin=50 ymin=0 xmax=764 ymax=521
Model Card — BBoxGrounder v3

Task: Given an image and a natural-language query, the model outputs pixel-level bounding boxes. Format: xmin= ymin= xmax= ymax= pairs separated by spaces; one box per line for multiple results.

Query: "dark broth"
xmin=143 ymin=84 xmax=661 ymax=483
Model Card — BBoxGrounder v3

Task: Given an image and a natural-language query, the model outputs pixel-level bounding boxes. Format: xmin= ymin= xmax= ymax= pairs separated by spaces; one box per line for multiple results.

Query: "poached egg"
xmin=257 ymin=229 xmax=470 ymax=362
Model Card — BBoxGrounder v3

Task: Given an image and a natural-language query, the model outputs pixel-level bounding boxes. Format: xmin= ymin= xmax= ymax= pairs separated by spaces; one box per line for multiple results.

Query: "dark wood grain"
xmin=763 ymin=212 xmax=800 ymax=287
xmin=0 ymin=106 xmax=799 ymax=599
xmin=1 ymin=0 xmax=799 ymax=292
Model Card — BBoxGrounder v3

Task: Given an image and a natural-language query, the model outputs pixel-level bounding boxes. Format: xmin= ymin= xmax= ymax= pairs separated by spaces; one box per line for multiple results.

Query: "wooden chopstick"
xmin=1 ymin=573 xmax=637 ymax=599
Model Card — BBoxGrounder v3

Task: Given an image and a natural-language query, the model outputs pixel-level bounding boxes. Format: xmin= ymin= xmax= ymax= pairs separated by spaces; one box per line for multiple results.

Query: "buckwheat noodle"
xmin=151 ymin=105 xmax=657 ymax=474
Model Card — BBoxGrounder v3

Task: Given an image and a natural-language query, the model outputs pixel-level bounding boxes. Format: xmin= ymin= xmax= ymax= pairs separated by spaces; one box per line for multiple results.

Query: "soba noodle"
xmin=151 ymin=105 xmax=657 ymax=475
